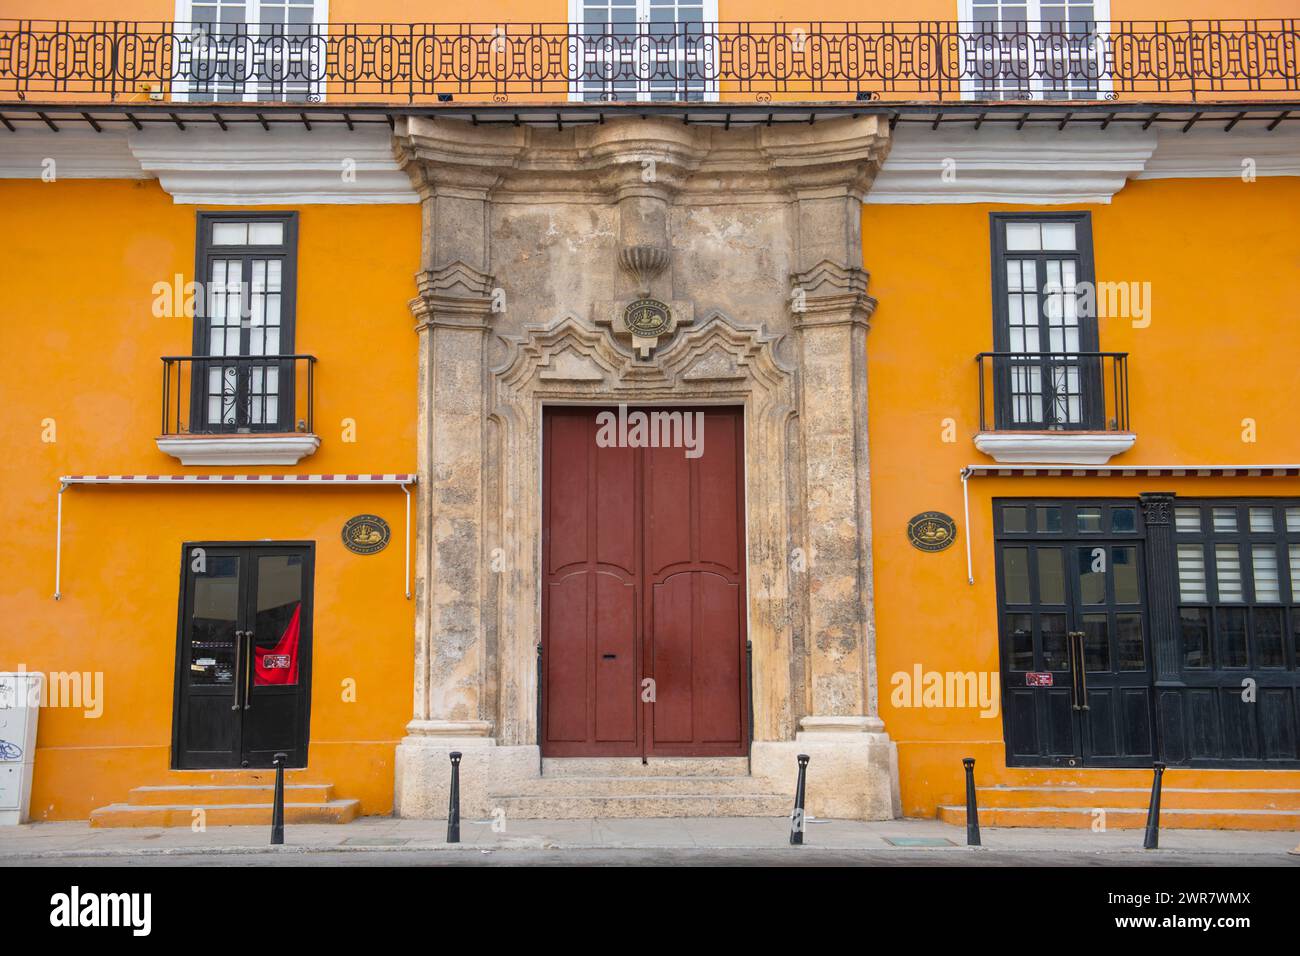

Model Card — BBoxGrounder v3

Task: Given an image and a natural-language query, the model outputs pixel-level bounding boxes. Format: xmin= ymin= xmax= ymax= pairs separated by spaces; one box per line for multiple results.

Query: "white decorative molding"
xmin=129 ymin=127 xmax=417 ymax=204
xmin=1137 ymin=127 xmax=1300 ymax=180
xmin=0 ymin=125 xmax=418 ymax=203
xmin=974 ymin=431 xmax=1137 ymax=465
xmin=156 ymin=434 xmax=321 ymax=465
xmin=0 ymin=130 xmax=145 ymax=179
xmin=867 ymin=126 xmax=1157 ymax=204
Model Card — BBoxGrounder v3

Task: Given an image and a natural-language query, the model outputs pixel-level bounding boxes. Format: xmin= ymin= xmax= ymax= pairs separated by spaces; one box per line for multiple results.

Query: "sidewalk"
xmin=2 ymin=815 xmax=1297 ymax=861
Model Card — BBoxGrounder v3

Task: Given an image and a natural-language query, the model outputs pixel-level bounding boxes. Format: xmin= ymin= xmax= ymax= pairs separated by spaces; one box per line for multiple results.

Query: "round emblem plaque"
xmin=907 ymin=511 xmax=957 ymax=552
xmin=342 ymin=514 xmax=391 ymax=555
xmin=624 ymin=297 xmax=672 ymax=337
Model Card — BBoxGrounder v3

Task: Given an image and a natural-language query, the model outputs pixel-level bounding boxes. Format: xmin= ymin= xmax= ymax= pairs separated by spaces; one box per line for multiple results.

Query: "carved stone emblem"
xmin=598 ymin=244 xmax=693 ymax=358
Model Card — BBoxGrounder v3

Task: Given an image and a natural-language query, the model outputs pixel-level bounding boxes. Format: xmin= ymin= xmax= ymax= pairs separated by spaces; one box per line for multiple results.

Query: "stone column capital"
xmin=395 ymin=117 xmax=525 ymax=197
xmin=758 ymin=115 xmax=891 ymax=200
xmin=791 ymin=261 xmax=877 ymax=330
xmin=409 ymin=261 xmax=498 ymax=332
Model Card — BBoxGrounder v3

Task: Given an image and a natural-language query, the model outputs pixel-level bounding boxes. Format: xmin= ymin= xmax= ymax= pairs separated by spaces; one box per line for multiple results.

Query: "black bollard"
xmin=963 ymin=757 xmax=981 ymax=847
xmin=446 ymin=750 xmax=463 ymax=844
xmin=789 ymin=753 xmax=810 ymax=845
xmin=270 ymin=752 xmax=287 ymax=846
xmin=1143 ymin=761 xmax=1166 ymax=850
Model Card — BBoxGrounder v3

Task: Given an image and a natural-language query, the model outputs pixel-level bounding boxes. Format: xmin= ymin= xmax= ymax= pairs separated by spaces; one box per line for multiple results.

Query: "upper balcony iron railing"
xmin=0 ymin=19 xmax=1296 ymax=103
xmin=976 ymin=351 xmax=1130 ymax=433
xmin=161 ymin=354 xmax=316 ymax=437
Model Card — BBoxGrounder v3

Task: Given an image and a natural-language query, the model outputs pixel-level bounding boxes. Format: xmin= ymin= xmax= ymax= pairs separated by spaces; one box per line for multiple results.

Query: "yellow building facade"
xmin=1 ymin=3 xmax=1298 ymax=828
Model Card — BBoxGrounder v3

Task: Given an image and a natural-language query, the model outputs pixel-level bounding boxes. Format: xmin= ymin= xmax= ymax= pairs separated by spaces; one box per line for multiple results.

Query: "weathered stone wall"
xmin=393 ymin=115 xmax=900 ymax=820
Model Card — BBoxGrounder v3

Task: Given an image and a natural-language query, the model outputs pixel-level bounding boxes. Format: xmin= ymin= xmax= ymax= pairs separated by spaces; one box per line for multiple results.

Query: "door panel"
xmin=176 ymin=551 xmax=245 ymax=769
xmin=997 ymin=504 xmax=1154 ymax=768
xmin=242 ymin=551 xmax=311 ymax=768
xmin=173 ymin=544 xmax=313 ymax=770
xmin=541 ymin=406 xmax=747 ymax=758
xmin=542 ymin=410 xmax=641 ymax=756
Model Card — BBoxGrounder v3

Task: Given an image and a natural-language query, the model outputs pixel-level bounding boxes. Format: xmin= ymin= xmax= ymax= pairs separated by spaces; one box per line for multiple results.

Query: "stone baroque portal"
xmin=393 ymin=114 xmax=901 ymax=820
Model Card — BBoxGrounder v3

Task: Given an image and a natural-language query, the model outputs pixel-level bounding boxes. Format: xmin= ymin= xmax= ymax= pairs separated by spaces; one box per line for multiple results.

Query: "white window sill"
xmin=973 ymin=431 xmax=1137 ymax=466
xmin=156 ymin=434 xmax=321 ymax=466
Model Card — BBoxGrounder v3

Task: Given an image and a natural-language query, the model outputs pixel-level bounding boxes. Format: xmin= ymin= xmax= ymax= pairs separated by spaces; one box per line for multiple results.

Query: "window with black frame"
xmin=988 ymin=212 xmax=1104 ymax=431
xmin=1174 ymin=502 xmax=1300 ymax=674
xmin=192 ymin=213 xmax=298 ymax=434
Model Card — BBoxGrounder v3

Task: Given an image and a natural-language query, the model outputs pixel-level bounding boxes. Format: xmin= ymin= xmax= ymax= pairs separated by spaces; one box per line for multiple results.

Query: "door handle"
xmin=1067 ymin=630 xmax=1082 ymax=711
xmin=1077 ymin=632 xmax=1091 ymax=712
xmin=1068 ymin=631 xmax=1090 ymax=712
xmin=244 ymin=630 xmax=255 ymax=710
xmin=230 ymin=630 xmax=244 ymax=711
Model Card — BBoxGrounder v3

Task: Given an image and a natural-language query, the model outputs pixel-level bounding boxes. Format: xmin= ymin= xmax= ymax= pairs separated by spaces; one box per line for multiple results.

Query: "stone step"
xmin=936 ymin=805 xmax=1300 ymax=830
xmin=158 ymin=769 xmax=315 ymax=786
xmin=126 ymin=783 xmax=336 ymax=806
xmin=988 ymin=767 xmax=1300 ymax=789
xmin=89 ymin=800 xmax=361 ymax=828
xmin=498 ymin=774 xmax=774 ymax=797
xmin=494 ymin=792 xmax=790 ymax=819
xmin=539 ymin=757 xmax=751 ymax=778
xmin=971 ymin=786 xmax=1300 ymax=812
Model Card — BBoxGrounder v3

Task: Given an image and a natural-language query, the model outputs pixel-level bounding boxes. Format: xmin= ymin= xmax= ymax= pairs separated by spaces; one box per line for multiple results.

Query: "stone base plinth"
xmin=394 ymin=730 xmax=540 ymax=819
xmin=751 ymin=716 xmax=900 ymax=821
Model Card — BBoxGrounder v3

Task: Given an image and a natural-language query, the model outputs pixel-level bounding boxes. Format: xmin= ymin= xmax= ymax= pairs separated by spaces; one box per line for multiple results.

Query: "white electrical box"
xmin=0 ymin=672 xmax=42 ymax=825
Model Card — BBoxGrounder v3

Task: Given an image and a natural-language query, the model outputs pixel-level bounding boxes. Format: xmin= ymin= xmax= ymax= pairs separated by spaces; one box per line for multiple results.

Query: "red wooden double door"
xmin=541 ymin=406 xmax=749 ymax=757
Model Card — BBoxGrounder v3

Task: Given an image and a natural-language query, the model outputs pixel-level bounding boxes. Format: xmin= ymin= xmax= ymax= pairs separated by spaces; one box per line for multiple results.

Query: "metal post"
xmin=1143 ymin=761 xmax=1166 ymax=850
xmin=446 ymin=750 xmax=462 ymax=843
xmin=963 ymin=757 xmax=981 ymax=846
xmin=270 ymin=752 xmax=287 ymax=845
xmin=789 ymin=753 xmax=810 ymax=845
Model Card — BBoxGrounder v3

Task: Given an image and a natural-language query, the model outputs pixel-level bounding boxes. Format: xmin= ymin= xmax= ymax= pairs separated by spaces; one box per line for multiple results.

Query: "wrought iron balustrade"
xmin=0 ymin=19 xmax=1296 ymax=102
xmin=161 ymin=354 xmax=316 ymax=436
xmin=976 ymin=351 xmax=1130 ymax=433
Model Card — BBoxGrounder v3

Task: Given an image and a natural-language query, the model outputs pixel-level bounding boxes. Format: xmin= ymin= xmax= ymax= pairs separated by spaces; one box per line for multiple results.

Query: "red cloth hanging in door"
xmin=254 ymin=603 xmax=300 ymax=685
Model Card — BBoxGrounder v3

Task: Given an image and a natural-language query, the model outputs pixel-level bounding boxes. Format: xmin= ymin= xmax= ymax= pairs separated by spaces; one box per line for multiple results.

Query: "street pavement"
xmin=2 ymin=815 xmax=1297 ymax=866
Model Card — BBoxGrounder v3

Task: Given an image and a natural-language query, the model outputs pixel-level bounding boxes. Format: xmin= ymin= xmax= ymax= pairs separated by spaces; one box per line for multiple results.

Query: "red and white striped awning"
xmin=60 ymin=473 xmax=416 ymax=484
xmin=962 ymin=465 xmax=1300 ymax=479
xmin=55 ymin=473 xmax=417 ymax=600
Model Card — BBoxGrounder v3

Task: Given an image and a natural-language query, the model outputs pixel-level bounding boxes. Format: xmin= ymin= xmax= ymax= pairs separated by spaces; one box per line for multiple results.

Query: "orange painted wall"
xmin=0 ymin=179 xmax=420 ymax=819
xmin=863 ymin=175 xmax=1300 ymax=817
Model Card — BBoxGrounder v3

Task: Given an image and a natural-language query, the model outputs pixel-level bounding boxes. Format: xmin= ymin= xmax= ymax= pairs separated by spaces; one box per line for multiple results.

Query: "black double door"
xmin=999 ymin=535 xmax=1155 ymax=767
xmin=173 ymin=544 xmax=313 ymax=769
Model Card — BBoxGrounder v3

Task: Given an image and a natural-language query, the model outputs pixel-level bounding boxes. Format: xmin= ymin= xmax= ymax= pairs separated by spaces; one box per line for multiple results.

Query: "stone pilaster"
xmin=393 ymin=122 xmax=528 ymax=817
xmin=750 ymin=118 xmax=900 ymax=819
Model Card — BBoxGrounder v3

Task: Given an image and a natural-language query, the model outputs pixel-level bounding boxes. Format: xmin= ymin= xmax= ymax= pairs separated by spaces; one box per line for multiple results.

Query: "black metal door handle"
xmin=230 ymin=630 xmax=244 ymax=710
xmin=244 ymin=630 xmax=255 ymax=710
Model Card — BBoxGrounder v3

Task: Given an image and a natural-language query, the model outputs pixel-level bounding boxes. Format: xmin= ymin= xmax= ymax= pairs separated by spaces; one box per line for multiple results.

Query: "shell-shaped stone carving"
xmin=618 ymin=244 xmax=671 ymax=288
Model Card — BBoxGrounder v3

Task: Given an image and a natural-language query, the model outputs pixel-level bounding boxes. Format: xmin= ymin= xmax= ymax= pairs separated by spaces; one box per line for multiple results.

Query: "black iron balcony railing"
xmin=161 ymin=354 xmax=316 ymax=436
xmin=977 ymin=351 xmax=1130 ymax=433
xmin=1 ymin=20 xmax=1296 ymax=102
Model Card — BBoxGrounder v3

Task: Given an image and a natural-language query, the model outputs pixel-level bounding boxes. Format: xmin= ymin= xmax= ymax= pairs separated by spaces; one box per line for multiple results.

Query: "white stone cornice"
xmin=868 ymin=126 xmax=1157 ymax=205
xmin=0 ymin=130 xmax=145 ymax=179
xmin=1137 ymin=127 xmax=1300 ymax=179
xmin=128 ymin=126 xmax=418 ymax=204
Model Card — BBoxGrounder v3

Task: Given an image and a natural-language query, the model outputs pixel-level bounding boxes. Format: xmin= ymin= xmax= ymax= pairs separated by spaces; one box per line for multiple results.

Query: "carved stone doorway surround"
xmin=392 ymin=114 xmax=901 ymax=820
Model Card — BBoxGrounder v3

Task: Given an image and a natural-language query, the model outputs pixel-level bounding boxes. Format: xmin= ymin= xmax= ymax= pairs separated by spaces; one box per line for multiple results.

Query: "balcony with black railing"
xmin=158 ymin=353 xmax=319 ymax=465
xmin=974 ymin=351 xmax=1135 ymax=465
xmin=0 ymin=19 xmax=1296 ymax=104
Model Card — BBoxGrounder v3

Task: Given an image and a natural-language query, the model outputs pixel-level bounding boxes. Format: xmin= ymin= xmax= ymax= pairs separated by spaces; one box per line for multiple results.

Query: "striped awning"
xmin=54 ymin=473 xmax=417 ymax=600
xmin=962 ymin=465 xmax=1300 ymax=479
xmin=60 ymin=473 xmax=415 ymax=483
